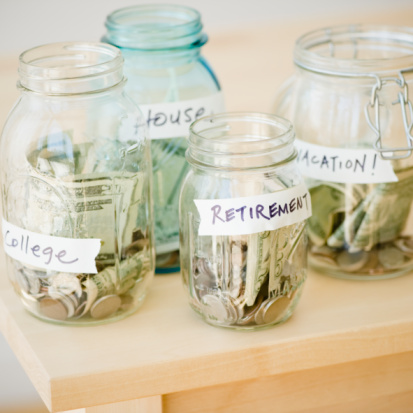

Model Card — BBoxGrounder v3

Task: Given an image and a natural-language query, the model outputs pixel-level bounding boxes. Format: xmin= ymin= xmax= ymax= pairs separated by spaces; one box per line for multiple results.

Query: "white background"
xmin=0 ymin=0 xmax=412 ymax=411
xmin=0 ymin=0 xmax=412 ymax=55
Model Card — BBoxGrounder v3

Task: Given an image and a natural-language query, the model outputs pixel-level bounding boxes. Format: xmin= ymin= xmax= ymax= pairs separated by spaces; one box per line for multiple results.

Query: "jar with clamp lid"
xmin=179 ymin=113 xmax=311 ymax=330
xmin=274 ymin=25 xmax=413 ymax=280
xmin=103 ymin=4 xmax=225 ymax=273
xmin=0 ymin=42 xmax=155 ymax=324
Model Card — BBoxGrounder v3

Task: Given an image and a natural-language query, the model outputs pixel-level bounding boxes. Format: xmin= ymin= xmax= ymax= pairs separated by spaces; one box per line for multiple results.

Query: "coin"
xmin=225 ymin=299 xmax=238 ymax=324
xmin=48 ymin=291 xmax=76 ymax=318
xmin=336 ymin=250 xmax=369 ymax=271
xmin=201 ymin=294 xmax=230 ymax=323
xmin=197 ymin=257 xmax=215 ymax=278
xmin=378 ymin=246 xmax=405 ymax=269
xmin=90 ymin=294 xmax=121 ymax=320
xmin=311 ymin=245 xmax=337 ymax=266
xmin=261 ymin=295 xmax=291 ymax=324
xmin=39 ymin=296 xmax=69 ymax=321
xmin=72 ymin=301 xmax=87 ymax=319
xmin=395 ymin=238 xmax=413 ymax=255
xmin=361 ymin=251 xmax=380 ymax=274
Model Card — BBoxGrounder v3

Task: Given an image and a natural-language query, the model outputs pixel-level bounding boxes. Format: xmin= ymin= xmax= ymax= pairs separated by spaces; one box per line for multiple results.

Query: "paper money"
xmin=151 ymin=137 xmax=189 ymax=252
xmin=4 ymin=132 xmax=154 ymax=323
xmin=308 ymin=166 xmax=413 ymax=275
xmin=245 ymin=231 xmax=271 ymax=306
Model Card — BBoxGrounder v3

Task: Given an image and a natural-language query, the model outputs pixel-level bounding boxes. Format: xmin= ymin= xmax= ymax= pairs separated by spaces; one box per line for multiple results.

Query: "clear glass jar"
xmin=103 ymin=4 xmax=225 ymax=273
xmin=0 ymin=42 xmax=155 ymax=325
xmin=180 ymin=113 xmax=311 ymax=330
xmin=274 ymin=25 xmax=413 ymax=280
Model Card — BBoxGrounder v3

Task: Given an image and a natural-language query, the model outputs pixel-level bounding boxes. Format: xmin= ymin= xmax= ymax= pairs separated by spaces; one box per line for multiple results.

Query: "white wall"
xmin=1 ymin=0 xmax=412 ymax=55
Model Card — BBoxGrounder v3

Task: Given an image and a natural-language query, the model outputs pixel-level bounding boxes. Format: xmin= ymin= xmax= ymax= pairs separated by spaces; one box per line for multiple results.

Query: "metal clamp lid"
xmin=365 ymin=71 xmax=413 ymax=160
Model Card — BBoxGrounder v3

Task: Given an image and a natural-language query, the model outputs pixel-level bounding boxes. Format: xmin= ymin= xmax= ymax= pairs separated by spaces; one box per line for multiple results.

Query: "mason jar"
xmin=103 ymin=4 xmax=225 ymax=273
xmin=179 ymin=113 xmax=311 ymax=330
xmin=0 ymin=42 xmax=155 ymax=324
xmin=274 ymin=25 xmax=413 ymax=280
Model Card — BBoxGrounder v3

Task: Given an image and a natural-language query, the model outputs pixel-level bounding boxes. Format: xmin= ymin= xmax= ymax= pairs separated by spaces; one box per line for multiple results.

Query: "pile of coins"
xmin=13 ymin=246 xmax=151 ymax=323
xmin=187 ymin=222 xmax=307 ymax=329
xmin=308 ymin=172 xmax=413 ymax=277
xmin=311 ymin=237 xmax=413 ymax=276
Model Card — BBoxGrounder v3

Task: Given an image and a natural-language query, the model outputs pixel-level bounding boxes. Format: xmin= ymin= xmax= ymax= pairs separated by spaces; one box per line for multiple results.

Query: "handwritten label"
xmin=295 ymin=139 xmax=398 ymax=183
xmin=140 ymin=92 xmax=225 ymax=140
xmin=2 ymin=219 xmax=101 ymax=274
xmin=194 ymin=183 xmax=312 ymax=236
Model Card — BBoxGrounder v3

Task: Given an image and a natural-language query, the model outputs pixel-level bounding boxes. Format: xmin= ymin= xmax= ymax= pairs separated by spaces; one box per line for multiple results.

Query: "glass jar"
xmin=0 ymin=42 xmax=155 ymax=325
xmin=274 ymin=25 xmax=413 ymax=280
xmin=179 ymin=113 xmax=311 ymax=330
xmin=103 ymin=5 xmax=225 ymax=273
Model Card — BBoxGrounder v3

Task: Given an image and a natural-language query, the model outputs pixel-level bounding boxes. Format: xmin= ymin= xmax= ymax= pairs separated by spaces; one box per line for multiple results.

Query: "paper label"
xmin=194 ymin=183 xmax=312 ymax=236
xmin=295 ymin=139 xmax=398 ymax=183
xmin=139 ymin=92 xmax=225 ymax=140
xmin=2 ymin=218 xmax=101 ymax=274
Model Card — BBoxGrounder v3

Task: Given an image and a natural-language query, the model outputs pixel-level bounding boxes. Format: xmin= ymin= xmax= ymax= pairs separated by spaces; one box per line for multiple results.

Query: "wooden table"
xmin=0 ymin=249 xmax=413 ymax=413
xmin=1 ymin=9 xmax=413 ymax=413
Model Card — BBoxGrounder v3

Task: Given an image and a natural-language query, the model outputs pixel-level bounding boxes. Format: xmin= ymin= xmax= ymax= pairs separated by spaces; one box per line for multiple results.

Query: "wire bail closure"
xmin=365 ymin=71 xmax=413 ymax=160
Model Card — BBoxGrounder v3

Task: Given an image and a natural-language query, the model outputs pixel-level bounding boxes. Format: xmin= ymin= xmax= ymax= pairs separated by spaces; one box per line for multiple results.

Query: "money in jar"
xmin=179 ymin=113 xmax=312 ymax=330
xmin=103 ymin=5 xmax=225 ymax=273
xmin=0 ymin=42 xmax=155 ymax=325
xmin=274 ymin=25 xmax=413 ymax=279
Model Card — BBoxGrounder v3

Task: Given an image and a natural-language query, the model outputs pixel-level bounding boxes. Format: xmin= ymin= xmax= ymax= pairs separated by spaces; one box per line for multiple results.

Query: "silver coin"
xmin=311 ymin=245 xmax=337 ymax=266
xmin=201 ymin=294 xmax=230 ymax=323
xmin=197 ymin=257 xmax=215 ymax=278
xmin=261 ymin=295 xmax=291 ymax=325
xmin=378 ymin=247 xmax=405 ymax=269
xmin=395 ymin=238 xmax=413 ymax=255
xmin=72 ymin=301 xmax=87 ymax=319
xmin=360 ymin=251 xmax=380 ymax=273
xmin=67 ymin=293 xmax=80 ymax=311
xmin=225 ymin=299 xmax=238 ymax=324
xmin=48 ymin=291 xmax=76 ymax=318
xmin=50 ymin=274 xmax=82 ymax=297
xmin=39 ymin=296 xmax=69 ymax=321
xmin=90 ymin=294 xmax=122 ymax=320
xmin=336 ymin=250 xmax=369 ymax=271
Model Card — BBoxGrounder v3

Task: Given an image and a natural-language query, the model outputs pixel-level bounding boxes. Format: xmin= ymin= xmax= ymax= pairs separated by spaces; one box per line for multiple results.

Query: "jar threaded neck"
xmin=294 ymin=24 xmax=413 ymax=76
xmin=18 ymin=42 xmax=124 ymax=95
xmin=104 ymin=5 xmax=206 ymax=50
xmin=187 ymin=113 xmax=296 ymax=171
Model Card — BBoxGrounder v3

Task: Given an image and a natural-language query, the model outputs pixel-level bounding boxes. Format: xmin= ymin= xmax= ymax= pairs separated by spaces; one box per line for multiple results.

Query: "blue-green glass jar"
xmin=103 ymin=4 xmax=225 ymax=273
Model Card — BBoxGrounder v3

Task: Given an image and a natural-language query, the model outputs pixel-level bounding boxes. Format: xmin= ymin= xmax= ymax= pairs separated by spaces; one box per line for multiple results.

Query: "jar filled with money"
xmin=180 ymin=113 xmax=311 ymax=330
xmin=0 ymin=42 xmax=155 ymax=324
xmin=274 ymin=25 xmax=413 ymax=280
xmin=103 ymin=5 xmax=225 ymax=273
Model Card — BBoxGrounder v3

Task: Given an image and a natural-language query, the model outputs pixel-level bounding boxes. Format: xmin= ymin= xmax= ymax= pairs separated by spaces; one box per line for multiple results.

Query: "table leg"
xmin=60 ymin=395 xmax=163 ymax=413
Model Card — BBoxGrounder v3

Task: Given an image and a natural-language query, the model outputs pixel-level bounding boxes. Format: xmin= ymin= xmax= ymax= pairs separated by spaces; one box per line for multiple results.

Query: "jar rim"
xmin=187 ymin=112 xmax=296 ymax=171
xmin=104 ymin=4 xmax=205 ymax=50
xmin=18 ymin=42 xmax=124 ymax=94
xmin=294 ymin=24 xmax=413 ymax=76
